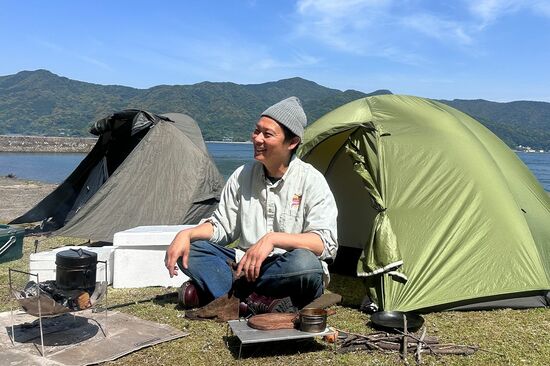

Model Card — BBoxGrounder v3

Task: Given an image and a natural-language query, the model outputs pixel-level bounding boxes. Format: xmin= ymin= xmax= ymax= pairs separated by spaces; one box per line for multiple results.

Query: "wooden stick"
xmin=424 ymin=345 xmax=477 ymax=355
xmin=393 ymin=328 xmax=442 ymax=360
xmin=415 ymin=326 xmax=427 ymax=364
xmin=401 ymin=314 xmax=410 ymax=365
xmin=440 ymin=344 xmax=506 ymax=357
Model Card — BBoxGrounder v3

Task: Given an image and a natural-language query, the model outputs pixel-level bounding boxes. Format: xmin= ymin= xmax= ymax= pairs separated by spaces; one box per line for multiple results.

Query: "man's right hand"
xmin=164 ymin=222 xmax=215 ymax=278
xmin=165 ymin=231 xmax=191 ymax=277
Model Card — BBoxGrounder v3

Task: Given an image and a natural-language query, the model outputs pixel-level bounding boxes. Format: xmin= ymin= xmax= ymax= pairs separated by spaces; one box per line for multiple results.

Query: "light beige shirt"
xmin=205 ymin=157 xmax=338 ymax=282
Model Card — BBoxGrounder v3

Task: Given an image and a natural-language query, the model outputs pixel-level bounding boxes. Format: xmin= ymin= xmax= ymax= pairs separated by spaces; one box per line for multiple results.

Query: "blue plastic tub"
xmin=0 ymin=224 xmax=25 ymax=263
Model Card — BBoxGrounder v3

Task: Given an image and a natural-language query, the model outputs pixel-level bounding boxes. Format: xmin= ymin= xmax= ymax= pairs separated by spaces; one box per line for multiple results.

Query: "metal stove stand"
xmin=8 ymin=260 xmax=109 ymax=358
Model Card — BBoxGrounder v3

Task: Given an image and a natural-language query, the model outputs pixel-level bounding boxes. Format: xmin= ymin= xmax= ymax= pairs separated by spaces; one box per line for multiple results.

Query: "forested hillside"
xmin=439 ymin=99 xmax=550 ymax=150
xmin=0 ymin=70 xmax=548 ymax=149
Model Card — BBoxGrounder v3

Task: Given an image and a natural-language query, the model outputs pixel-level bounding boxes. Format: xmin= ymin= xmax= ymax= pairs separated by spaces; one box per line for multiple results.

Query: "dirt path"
xmin=0 ymin=177 xmax=56 ymax=223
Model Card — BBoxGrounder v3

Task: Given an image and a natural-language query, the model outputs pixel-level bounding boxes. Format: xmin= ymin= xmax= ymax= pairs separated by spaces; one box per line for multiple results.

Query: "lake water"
xmin=0 ymin=142 xmax=253 ymax=183
xmin=0 ymin=144 xmax=549 ymax=191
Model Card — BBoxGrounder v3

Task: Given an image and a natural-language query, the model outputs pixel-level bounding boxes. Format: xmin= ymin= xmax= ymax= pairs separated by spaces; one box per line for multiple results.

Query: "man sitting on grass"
xmin=165 ymin=96 xmax=338 ymax=315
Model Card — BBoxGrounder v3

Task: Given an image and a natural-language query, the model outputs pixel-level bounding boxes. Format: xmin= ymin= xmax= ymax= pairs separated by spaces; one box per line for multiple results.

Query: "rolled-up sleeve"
xmin=201 ymin=166 xmax=242 ymax=245
xmin=304 ymin=171 xmax=338 ymax=261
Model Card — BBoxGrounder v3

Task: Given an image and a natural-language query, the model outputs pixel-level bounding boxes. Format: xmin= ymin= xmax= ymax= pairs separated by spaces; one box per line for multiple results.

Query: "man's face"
xmin=251 ymin=116 xmax=298 ymax=166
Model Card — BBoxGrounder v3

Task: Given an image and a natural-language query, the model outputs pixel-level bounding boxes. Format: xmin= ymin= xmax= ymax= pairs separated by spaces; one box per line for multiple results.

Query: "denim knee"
xmin=253 ymin=249 xmax=323 ymax=306
xmin=176 ymin=240 xmax=233 ymax=271
xmin=281 ymin=249 xmax=324 ymax=275
xmin=176 ymin=240 xmax=235 ymax=299
xmin=189 ymin=240 xmax=216 ymax=253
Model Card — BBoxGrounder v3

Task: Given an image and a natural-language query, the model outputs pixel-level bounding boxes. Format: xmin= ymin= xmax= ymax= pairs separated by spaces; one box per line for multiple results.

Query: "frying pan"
xmin=370 ymin=311 xmax=424 ymax=332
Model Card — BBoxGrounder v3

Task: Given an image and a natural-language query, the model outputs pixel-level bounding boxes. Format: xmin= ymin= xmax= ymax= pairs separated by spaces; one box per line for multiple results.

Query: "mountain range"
xmin=0 ymin=69 xmax=549 ymax=149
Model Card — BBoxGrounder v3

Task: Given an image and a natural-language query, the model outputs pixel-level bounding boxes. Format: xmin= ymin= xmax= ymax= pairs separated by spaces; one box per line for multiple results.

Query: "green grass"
xmin=2 ymin=236 xmax=549 ymax=365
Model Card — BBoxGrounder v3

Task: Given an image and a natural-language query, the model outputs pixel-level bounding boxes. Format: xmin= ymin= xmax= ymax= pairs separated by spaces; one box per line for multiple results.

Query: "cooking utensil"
xmin=247 ymin=313 xmax=298 ymax=330
xmin=56 ymin=248 xmax=97 ymax=291
xmin=299 ymin=308 xmax=328 ymax=333
xmin=370 ymin=311 xmax=424 ymax=332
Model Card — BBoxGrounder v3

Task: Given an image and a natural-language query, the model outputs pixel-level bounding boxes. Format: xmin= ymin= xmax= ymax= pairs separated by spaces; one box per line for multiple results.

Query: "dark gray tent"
xmin=11 ymin=110 xmax=224 ymax=242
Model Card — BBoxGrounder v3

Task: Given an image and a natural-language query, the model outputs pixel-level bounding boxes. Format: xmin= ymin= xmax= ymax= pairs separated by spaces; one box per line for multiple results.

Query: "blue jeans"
xmin=177 ymin=240 xmax=324 ymax=308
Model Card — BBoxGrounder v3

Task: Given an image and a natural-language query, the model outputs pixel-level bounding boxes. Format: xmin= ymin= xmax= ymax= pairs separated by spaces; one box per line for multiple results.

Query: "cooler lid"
xmin=113 ymin=225 xmax=195 ymax=247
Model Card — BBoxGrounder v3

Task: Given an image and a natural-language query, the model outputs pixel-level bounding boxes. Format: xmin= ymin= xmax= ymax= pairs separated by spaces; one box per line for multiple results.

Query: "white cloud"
xmin=401 ymin=13 xmax=473 ymax=45
xmin=133 ymin=34 xmax=321 ymax=85
xmin=533 ymin=0 xmax=550 ymax=16
xmin=184 ymin=38 xmax=319 ymax=74
xmin=76 ymin=55 xmax=111 ymax=70
xmin=295 ymin=0 xmax=393 ymax=53
xmin=36 ymin=39 xmax=112 ymax=71
xmin=466 ymin=0 xmax=550 ymax=27
xmin=293 ymin=0 xmax=550 ymax=62
xmin=467 ymin=0 xmax=524 ymax=27
xmin=255 ymin=53 xmax=321 ymax=71
xmin=297 ymin=0 xmax=391 ymax=17
xmin=293 ymin=0 xmax=475 ymax=64
xmin=378 ymin=47 xmax=429 ymax=66
xmin=36 ymin=40 xmax=64 ymax=53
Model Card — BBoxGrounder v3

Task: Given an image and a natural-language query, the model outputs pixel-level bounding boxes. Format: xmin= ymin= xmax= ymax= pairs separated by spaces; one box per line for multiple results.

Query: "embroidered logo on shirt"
xmin=291 ymin=194 xmax=302 ymax=208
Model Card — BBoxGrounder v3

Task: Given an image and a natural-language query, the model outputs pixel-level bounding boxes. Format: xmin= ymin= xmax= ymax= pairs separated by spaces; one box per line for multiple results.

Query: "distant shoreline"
xmin=0 ymin=135 xmax=96 ymax=153
xmin=206 ymin=140 xmax=252 ymax=144
xmin=0 ymin=135 xmax=251 ymax=153
xmin=1 ymin=135 xmax=546 ymax=154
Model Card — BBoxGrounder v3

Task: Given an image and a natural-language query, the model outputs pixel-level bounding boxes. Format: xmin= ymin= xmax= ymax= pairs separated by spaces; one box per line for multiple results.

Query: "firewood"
xmin=76 ymin=292 xmax=90 ymax=310
xmin=336 ymin=327 xmax=484 ymax=359
xmin=415 ymin=326 xmax=427 ymax=364
xmin=424 ymin=344 xmax=477 ymax=355
xmin=401 ymin=314 xmax=409 ymax=365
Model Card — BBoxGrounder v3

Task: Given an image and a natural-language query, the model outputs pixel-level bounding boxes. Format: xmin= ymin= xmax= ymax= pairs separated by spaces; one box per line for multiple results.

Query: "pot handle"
xmin=70 ymin=248 xmax=84 ymax=257
xmin=85 ymin=269 xmax=95 ymax=284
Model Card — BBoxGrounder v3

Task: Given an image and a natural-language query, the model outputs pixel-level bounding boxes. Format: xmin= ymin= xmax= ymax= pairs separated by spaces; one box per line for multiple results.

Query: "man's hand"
xmin=236 ymin=233 xmax=275 ymax=282
xmin=165 ymin=231 xmax=191 ymax=277
xmin=164 ymin=222 xmax=214 ymax=278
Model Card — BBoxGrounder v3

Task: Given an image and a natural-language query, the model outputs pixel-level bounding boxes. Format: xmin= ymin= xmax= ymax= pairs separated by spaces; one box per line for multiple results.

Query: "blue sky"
xmin=1 ymin=0 xmax=549 ymax=102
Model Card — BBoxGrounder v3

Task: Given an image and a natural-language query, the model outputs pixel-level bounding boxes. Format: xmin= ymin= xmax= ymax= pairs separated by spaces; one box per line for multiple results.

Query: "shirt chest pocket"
xmin=278 ymin=204 xmax=305 ymax=233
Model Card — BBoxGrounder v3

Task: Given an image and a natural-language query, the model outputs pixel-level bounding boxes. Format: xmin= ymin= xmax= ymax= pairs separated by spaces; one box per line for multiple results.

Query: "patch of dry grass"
xmin=1 ymin=235 xmax=549 ymax=365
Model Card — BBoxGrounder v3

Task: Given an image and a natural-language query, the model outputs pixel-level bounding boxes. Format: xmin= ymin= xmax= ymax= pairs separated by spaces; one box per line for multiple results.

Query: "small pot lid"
xmin=56 ymin=248 xmax=97 ymax=266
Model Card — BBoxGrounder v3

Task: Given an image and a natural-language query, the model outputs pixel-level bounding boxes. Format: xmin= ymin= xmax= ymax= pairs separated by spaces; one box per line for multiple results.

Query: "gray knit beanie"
xmin=261 ymin=96 xmax=307 ymax=139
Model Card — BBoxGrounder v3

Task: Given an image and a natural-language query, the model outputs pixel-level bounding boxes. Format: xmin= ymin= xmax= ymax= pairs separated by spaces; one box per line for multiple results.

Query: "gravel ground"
xmin=0 ymin=177 xmax=56 ymax=223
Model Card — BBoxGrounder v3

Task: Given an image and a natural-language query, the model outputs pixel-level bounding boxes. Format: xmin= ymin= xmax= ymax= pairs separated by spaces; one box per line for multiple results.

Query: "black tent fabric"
xmin=11 ymin=110 xmax=224 ymax=242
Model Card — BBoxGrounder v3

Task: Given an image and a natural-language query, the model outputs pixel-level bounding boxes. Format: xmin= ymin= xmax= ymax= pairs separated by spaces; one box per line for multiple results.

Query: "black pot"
xmin=55 ymin=248 xmax=97 ymax=291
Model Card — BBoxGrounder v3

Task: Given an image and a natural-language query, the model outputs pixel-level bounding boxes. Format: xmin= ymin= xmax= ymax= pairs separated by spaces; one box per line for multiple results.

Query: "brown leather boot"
xmin=177 ymin=281 xmax=201 ymax=309
xmin=185 ymin=292 xmax=239 ymax=322
xmin=241 ymin=292 xmax=297 ymax=316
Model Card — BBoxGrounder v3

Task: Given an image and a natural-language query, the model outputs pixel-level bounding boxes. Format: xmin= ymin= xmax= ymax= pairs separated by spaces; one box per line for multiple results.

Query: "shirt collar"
xmin=261 ymin=155 xmax=299 ymax=186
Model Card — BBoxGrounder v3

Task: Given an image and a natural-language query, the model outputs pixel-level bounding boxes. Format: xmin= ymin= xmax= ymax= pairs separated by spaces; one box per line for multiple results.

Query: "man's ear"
xmin=287 ymin=136 xmax=301 ymax=151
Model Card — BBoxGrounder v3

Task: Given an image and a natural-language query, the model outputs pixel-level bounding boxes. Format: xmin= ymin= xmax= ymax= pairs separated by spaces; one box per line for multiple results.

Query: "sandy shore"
xmin=0 ymin=177 xmax=56 ymax=223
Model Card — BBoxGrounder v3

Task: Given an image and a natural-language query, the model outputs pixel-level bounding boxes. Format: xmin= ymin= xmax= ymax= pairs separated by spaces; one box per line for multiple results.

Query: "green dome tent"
xmin=298 ymin=95 xmax=550 ymax=312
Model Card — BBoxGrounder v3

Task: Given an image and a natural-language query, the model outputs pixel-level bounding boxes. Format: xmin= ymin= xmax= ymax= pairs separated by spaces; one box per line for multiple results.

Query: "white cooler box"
xmin=29 ymin=246 xmax=115 ymax=284
xmin=112 ymin=225 xmax=194 ymax=288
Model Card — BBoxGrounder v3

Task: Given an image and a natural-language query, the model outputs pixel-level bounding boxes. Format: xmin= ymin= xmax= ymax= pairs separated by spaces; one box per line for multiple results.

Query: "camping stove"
xmin=8 ymin=264 xmax=109 ymax=357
